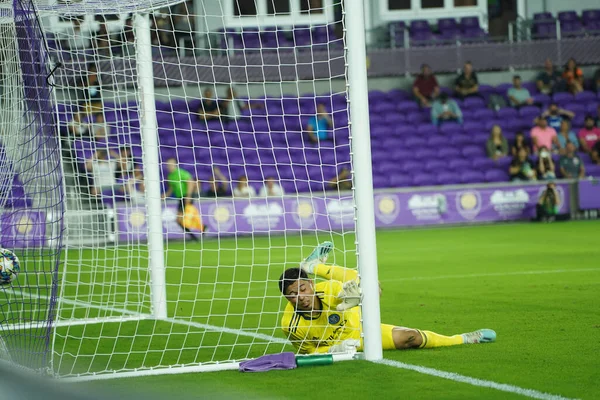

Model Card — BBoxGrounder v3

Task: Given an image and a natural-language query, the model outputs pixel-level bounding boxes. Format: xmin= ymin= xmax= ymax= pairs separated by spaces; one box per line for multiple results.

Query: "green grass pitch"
xmin=67 ymin=220 xmax=599 ymax=399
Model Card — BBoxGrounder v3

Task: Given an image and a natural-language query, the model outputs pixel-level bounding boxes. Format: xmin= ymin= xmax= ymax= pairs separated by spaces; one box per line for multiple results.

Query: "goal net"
xmin=3 ymin=0 xmax=378 ymax=378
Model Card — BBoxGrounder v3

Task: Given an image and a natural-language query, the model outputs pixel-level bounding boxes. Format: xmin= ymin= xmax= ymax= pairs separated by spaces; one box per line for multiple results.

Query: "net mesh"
xmin=28 ymin=0 xmax=356 ymax=377
xmin=0 ymin=0 xmax=64 ymax=371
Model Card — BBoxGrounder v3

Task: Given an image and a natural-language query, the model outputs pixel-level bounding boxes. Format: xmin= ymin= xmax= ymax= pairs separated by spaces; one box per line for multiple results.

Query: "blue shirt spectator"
xmin=556 ymin=120 xmax=579 ymax=154
xmin=431 ymin=93 xmax=463 ymax=126
xmin=306 ymin=104 xmax=333 ymax=143
xmin=541 ymin=103 xmax=575 ymax=131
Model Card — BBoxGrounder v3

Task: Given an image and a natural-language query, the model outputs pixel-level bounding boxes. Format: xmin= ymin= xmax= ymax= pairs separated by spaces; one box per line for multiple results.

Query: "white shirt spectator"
xmin=233 ymin=183 xmax=256 ymax=198
xmin=92 ymin=158 xmax=116 ymax=190
xmin=259 ymin=181 xmax=285 ymax=197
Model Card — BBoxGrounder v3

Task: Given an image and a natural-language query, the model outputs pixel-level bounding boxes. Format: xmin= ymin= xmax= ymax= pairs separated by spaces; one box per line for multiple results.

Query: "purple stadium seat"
xmin=583 ymin=9 xmax=600 ymax=22
xmin=519 ymin=105 xmax=541 ymax=118
xmin=558 ymin=11 xmax=578 ymax=22
xmin=381 ymin=137 xmax=404 ymax=149
xmin=401 ymin=160 xmax=423 ymax=173
xmin=460 ymin=16 xmax=480 ymax=30
xmin=562 ymin=21 xmax=585 ymax=37
xmin=394 ymin=126 xmax=414 ymax=137
xmin=533 ymin=12 xmax=553 ymax=21
xmin=497 ymin=108 xmax=518 ymax=119
xmin=377 ymin=161 xmax=401 ymax=174
xmin=462 ymin=96 xmax=486 ymax=110
xmin=404 ymin=136 xmax=427 ymax=148
xmin=410 ymin=31 xmax=436 ymax=46
xmin=372 ymin=175 xmax=390 ymax=189
xmin=575 ymin=91 xmax=597 ymax=102
xmin=412 ymin=173 xmax=436 ymax=187
xmin=586 ymin=164 xmax=600 ymax=177
xmin=407 ymin=112 xmax=427 ymax=124
xmin=463 ymin=121 xmax=482 ymax=134
xmin=471 ymin=157 xmax=496 ymax=169
xmin=437 ymin=147 xmax=461 ymax=159
xmin=390 ymin=149 xmax=415 ymax=161
xmin=586 ymin=102 xmax=600 ymax=113
xmin=438 ymin=18 xmax=458 ymax=32
xmin=398 ymin=101 xmax=420 ymax=113
xmin=552 ymin=92 xmax=574 ymax=104
xmin=533 ymin=23 xmax=557 ymax=39
xmin=474 ymin=109 xmax=495 ymax=121
xmin=425 ymin=160 xmax=447 ymax=172
xmin=449 ymin=158 xmax=471 ymax=171
xmin=563 ymin=103 xmax=586 ymax=115
xmin=450 ymin=134 xmax=474 ymax=146
xmin=410 ymin=19 xmax=431 ymax=33
xmin=436 ymin=171 xmax=461 ymax=185
xmin=389 ymin=174 xmax=412 ymax=187
xmin=417 ymin=123 xmax=439 ymax=135
xmin=387 ymin=89 xmax=411 ymax=101
xmin=485 ymin=169 xmax=510 ymax=182
xmin=383 ymin=113 xmax=406 ymax=125
xmin=427 ymin=135 xmax=447 ymax=147
xmin=439 ymin=123 xmax=463 ymax=136
xmin=460 ymin=170 xmax=485 ymax=184
xmin=462 ymin=145 xmax=486 ymax=158
xmin=415 ymin=148 xmax=437 ymax=159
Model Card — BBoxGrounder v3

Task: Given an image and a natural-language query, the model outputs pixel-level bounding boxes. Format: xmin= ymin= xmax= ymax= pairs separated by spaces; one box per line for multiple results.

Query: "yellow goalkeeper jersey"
xmin=280 ymin=265 xmax=362 ymax=354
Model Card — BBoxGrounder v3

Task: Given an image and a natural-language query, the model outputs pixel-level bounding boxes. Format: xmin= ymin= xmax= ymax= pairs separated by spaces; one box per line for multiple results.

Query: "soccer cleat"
xmin=300 ymin=241 xmax=334 ymax=274
xmin=462 ymin=329 xmax=496 ymax=344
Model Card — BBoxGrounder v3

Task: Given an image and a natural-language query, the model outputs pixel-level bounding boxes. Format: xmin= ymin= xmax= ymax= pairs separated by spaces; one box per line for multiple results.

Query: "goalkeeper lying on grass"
xmin=279 ymin=242 xmax=496 ymax=354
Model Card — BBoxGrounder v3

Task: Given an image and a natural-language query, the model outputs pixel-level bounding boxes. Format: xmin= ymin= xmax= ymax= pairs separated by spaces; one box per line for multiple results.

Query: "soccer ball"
xmin=0 ymin=249 xmax=20 ymax=284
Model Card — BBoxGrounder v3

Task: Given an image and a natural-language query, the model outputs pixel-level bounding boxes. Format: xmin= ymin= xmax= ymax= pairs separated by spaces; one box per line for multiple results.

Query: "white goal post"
xmin=1 ymin=0 xmax=383 ymax=379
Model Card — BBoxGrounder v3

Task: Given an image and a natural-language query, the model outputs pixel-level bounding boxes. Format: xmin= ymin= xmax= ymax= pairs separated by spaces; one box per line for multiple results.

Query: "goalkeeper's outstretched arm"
xmin=311 ymin=263 xmax=358 ymax=283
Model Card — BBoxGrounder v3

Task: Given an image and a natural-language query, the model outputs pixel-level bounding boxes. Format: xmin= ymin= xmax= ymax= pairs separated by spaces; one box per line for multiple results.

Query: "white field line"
xmin=385 ymin=267 xmax=600 ymax=283
xmin=375 ymin=359 xmax=577 ymax=400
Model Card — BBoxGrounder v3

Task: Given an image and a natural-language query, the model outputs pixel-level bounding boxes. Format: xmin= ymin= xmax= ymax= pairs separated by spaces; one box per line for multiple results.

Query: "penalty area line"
xmin=375 ymin=359 xmax=577 ymax=400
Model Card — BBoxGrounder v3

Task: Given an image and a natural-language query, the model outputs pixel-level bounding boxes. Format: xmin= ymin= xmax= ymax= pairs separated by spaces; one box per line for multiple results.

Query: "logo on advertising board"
xmin=326 ymin=198 xmax=355 ymax=226
xmin=15 ymin=214 xmax=34 ymax=235
xmin=375 ymin=195 xmax=400 ymax=225
xmin=455 ymin=191 xmax=481 ymax=220
xmin=243 ymin=201 xmax=284 ymax=230
xmin=292 ymin=200 xmax=316 ymax=229
xmin=128 ymin=209 xmax=146 ymax=229
xmin=208 ymin=203 xmax=235 ymax=231
xmin=489 ymin=189 xmax=530 ymax=217
xmin=407 ymin=193 xmax=446 ymax=220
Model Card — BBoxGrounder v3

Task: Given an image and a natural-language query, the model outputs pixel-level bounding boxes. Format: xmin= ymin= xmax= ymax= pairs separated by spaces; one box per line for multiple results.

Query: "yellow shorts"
xmin=358 ymin=324 xmax=397 ymax=351
xmin=381 ymin=323 xmax=397 ymax=350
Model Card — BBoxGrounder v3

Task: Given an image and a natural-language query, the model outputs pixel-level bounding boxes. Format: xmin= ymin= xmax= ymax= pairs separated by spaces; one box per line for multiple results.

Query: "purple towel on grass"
xmin=239 ymin=352 xmax=297 ymax=372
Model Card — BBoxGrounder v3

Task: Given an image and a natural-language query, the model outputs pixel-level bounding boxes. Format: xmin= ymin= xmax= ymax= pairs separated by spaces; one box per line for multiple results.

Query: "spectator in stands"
xmin=85 ymin=148 xmax=118 ymax=196
xmin=454 ymin=61 xmax=480 ymax=100
xmin=92 ymin=20 xmax=113 ymax=56
xmin=305 ymin=103 xmax=333 ymax=144
xmin=592 ymin=142 xmax=600 ymax=165
xmin=329 ymin=167 xmax=352 ymax=191
xmin=559 ymin=142 xmax=585 ymax=179
xmin=509 ymin=147 xmax=536 ymax=182
xmin=536 ymin=182 xmax=560 ymax=222
xmin=259 ymin=177 xmax=285 ymax=197
xmin=412 ymin=64 xmax=440 ymax=108
xmin=578 ymin=115 xmax=600 ymax=156
xmin=220 ymin=87 xmax=250 ymax=122
xmin=595 ymin=105 xmax=600 ymax=128
xmin=540 ymin=103 xmax=574 ymax=131
xmin=78 ymin=63 xmax=102 ymax=117
xmin=486 ymin=125 xmax=508 ymax=160
xmin=593 ymin=68 xmax=600 ymax=93
xmin=201 ymin=167 xmax=228 ymax=198
xmin=431 ymin=93 xmax=463 ymax=126
xmin=163 ymin=158 xmax=199 ymax=241
xmin=117 ymin=15 xmax=135 ymax=55
xmin=61 ymin=17 xmax=91 ymax=50
xmin=510 ymin=131 xmax=530 ymax=157
xmin=562 ymin=58 xmax=584 ymax=94
xmin=115 ymin=146 xmax=140 ymax=182
xmin=536 ymin=58 xmax=563 ymax=95
xmin=537 ymin=146 xmax=556 ymax=180
xmin=530 ymin=116 xmax=558 ymax=154
xmin=556 ymin=120 xmax=579 ymax=155
xmin=91 ymin=113 xmax=109 ymax=142
xmin=233 ymin=175 xmax=256 ymax=198
xmin=197 ymin=88 xmax=220 ymax=122
xmin=67 ymin=112 xmax=90 ymax=139
xmin=507 ymin=75 xmax=534 ymax=108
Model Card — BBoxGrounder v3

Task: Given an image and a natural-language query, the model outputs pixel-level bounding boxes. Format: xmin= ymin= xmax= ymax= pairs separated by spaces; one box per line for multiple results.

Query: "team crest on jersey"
xmin=328 ymin=314 xmax=341 ymax=325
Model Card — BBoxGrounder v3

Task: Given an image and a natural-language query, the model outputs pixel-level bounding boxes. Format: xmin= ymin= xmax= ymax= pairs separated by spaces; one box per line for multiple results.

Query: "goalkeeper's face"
xmin=284 ymin=279 xmax=316 ymax=311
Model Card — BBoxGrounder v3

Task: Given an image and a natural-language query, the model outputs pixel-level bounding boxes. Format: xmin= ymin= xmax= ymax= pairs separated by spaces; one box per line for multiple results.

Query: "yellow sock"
xmin=418 ymin=330 xmax=464 ymax=348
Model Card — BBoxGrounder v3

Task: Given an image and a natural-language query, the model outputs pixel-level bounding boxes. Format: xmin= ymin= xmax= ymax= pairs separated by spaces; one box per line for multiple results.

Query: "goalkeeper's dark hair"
xmin=278 ymin=268 xmax=309 ymax=294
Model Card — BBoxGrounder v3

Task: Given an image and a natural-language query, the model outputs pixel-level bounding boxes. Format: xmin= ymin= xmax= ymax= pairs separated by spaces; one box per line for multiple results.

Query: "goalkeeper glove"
xmin=328 ymin=339 xmax=360 ymax=354
xmin=336 ymin=280 xmax=361 ymax=311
